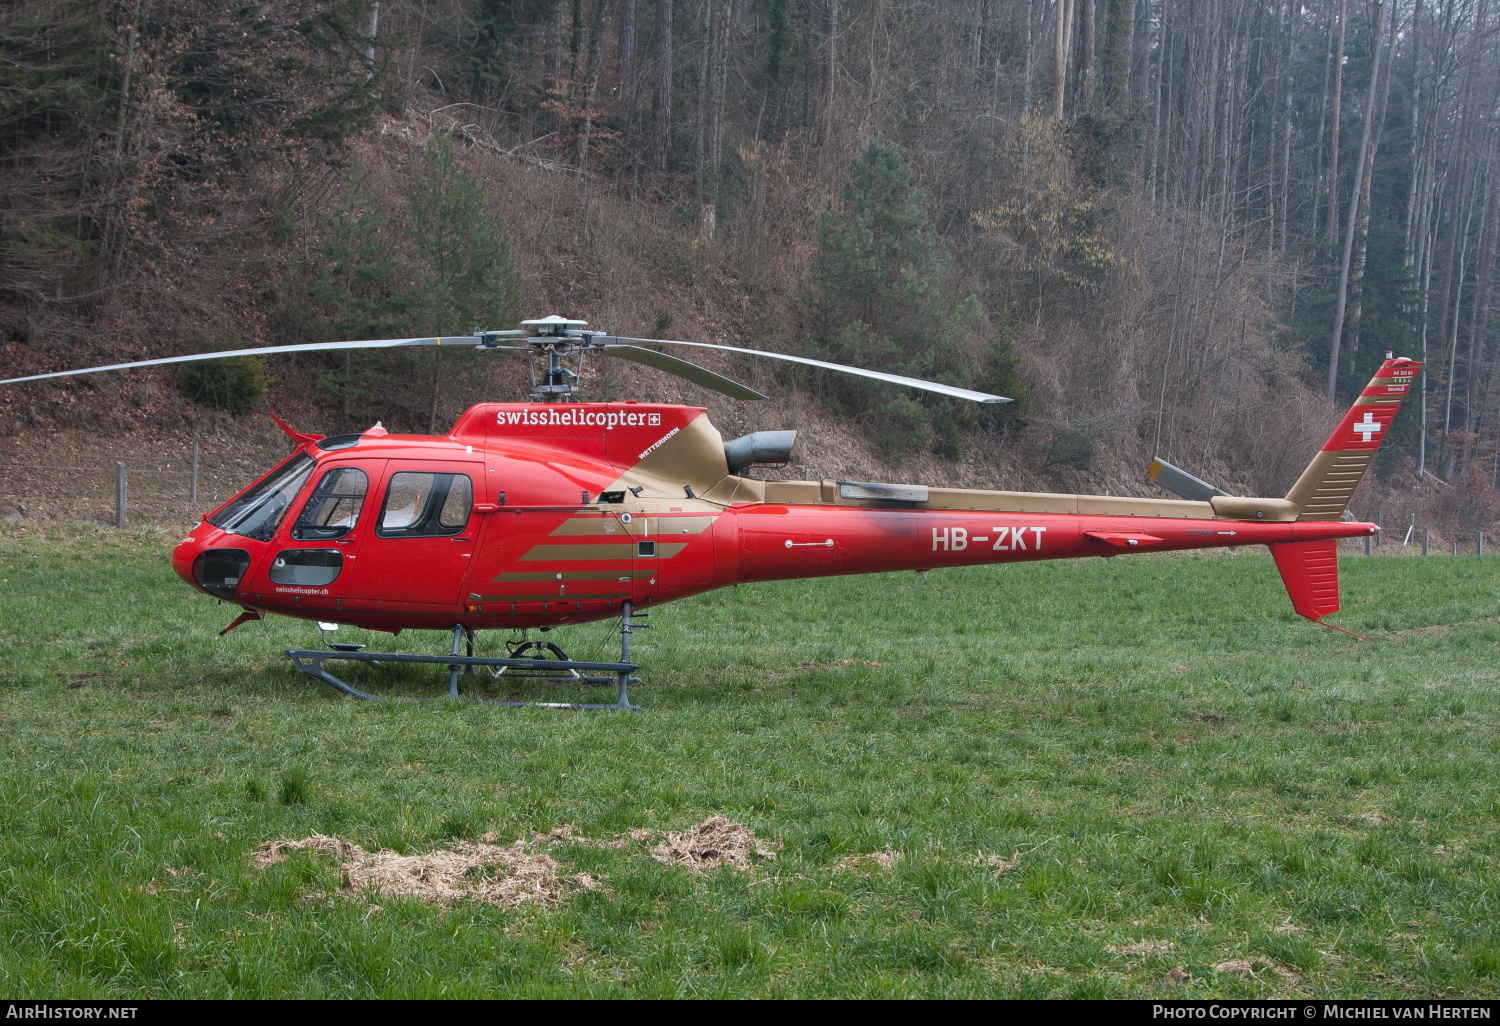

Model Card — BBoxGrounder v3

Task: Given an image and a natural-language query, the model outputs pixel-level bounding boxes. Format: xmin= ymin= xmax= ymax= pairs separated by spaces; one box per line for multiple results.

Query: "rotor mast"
xmin=521 ymin=315 xmax=593 ymax=402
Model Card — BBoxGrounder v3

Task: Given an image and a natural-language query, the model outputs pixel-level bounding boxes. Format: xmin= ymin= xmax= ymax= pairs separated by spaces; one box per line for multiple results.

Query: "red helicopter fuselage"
xmin=172 ymin=358 xmax=1416 ymax=634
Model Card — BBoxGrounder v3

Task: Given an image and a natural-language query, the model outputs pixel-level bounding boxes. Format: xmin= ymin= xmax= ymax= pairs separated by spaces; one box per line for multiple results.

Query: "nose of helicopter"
xmin=171 ymin=523 xmax=246 ymax=598
xmin=171 ymin=528 xmax=209 ymax=588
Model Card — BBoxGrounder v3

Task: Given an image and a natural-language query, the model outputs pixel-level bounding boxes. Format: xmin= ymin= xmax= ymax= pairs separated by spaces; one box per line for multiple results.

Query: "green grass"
xmin=2 ymin=522 xmax=1499 ymax=997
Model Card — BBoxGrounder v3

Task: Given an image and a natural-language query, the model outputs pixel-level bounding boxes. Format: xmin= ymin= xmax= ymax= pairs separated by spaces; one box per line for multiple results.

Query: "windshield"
xmin=207 ymin=452 xmax=315 ymax=542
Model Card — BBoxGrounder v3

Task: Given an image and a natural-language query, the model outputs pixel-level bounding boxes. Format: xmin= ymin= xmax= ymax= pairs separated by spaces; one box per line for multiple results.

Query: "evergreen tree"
xmin=809 ymin=138 xmax=945 ymax=350
xmin=406 ymin=137 xmax=524 ymax=332
xmin=302 ymin=176 xmax=411 ymax=338
xmin=807 ymin=139 xmax=1022 ymax=455
xmin=404 ymin=137 xmax=525 ymax=430
xmin=460 ymin=0 xmax=551 ymax=100
xmin=289 ymin=175 xmax=416 ymax=420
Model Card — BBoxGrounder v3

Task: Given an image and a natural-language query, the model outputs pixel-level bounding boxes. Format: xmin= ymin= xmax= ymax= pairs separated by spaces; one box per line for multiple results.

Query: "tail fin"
xmin=1285 ymin=356 xmax=1421 ymax=520
xmin=1269 ymin=539 xmax=1341 ymax=620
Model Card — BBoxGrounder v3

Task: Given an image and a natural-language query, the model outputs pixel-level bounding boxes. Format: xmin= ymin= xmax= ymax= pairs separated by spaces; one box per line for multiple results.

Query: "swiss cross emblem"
xmin=1353 ymin=411 xmax=1383 ymax=443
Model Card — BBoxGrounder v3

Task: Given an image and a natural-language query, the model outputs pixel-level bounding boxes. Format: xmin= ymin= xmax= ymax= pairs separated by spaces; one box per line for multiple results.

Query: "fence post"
xmin=1480 ymin=533 xmax=1485 ymax=557
xmin=115 ymin=461 xmax=127 ymax=528
xmin=190 ymin=440 xmax=199 ymax=503
xmin=1452 ymin=541 xmax=1459 ymax=556
xmin=1377 ymin=509 xmax=1383 ymax=548
xmin=1422 ymin=528 xmax=1429 ymax=556
xmin=1364 ymin=534 xmax=1372 ymax=556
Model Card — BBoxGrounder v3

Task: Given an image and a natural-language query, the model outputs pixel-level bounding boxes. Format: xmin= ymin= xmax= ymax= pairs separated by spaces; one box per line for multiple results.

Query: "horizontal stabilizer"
xmin=1268 ymin=539 xmax=1340 ymax=621
xmin=1146 ymin=458 xmax=1230 ymax=502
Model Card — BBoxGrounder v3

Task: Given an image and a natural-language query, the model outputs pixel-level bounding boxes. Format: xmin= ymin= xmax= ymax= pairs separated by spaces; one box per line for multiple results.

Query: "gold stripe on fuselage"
xmin=468 ymin=592 xmax=634 ymax=602
xmin=547 ymin=515 xmax=717 ymax=536
xmin=490 ymin=570 xmax=658 ymax=582
xmin=518 ymin=542 xmax=688 ymax=561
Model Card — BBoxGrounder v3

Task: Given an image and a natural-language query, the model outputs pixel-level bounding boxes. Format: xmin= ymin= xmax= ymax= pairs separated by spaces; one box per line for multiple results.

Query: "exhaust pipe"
xmin=724 ymin=430 xmax=796 ymax=473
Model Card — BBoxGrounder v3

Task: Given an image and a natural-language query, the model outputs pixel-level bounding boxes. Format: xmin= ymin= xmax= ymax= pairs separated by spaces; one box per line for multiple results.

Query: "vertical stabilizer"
xmin=1285 ymin=357 xmax=1420 ymax=520
xmin=1268 ymin=539 xmax=1341 ymax=621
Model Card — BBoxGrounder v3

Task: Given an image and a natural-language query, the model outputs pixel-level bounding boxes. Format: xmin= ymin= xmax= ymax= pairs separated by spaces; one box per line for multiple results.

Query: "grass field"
xmin=1 ymin=522 xmax=1499 ymax=998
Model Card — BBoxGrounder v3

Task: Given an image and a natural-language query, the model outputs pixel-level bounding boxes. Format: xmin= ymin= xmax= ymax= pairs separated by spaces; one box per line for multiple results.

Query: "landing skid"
xmin=285 ymin=604 xmax=648 ymax=711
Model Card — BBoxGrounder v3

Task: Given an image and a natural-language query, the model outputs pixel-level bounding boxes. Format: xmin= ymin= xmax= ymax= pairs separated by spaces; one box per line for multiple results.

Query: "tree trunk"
xmin=576 ymin=0 xmax=609 ymax=173
xmin=1344 ymin=0 xmax=1398 ymax=361
xmin=694 ymin=0 xmax=710 ymax=193
xmin=826 ymin=0 xmax=839 ymax=128
xmin=1462 ymin=131 xmax=1499 ymax=444
xmin=653 ymin=0 xmax=674 ymax=170
xmin=971 ymin=0 xmax=984 ymax=75
xmin=1326 ymin=0 xmax=1347 ymax=249
xmin=619 ymin=0 xmax=637 ymax=103
xmin=1441 ymin=200 xmax=1475 ymax=476
xmin=1404 ymin=0 xmax=1426 ymax=269
xmin=1104 ymin=0 xmax=1136 ymax=113
xmin=569 ymin=0 xmax=583 ymax=76
xmin=1023 ymin=0 xmax=1035 ymax=113
xmin=709 ymin=0 xmax=733 ymax=170
xmin=1079 ymin=0 xmax=1096 ymax=109
xmin=363 ymin=2 xmax=379 ymax=81
xmin=1053 ymin=0 xmax=1072 ymax=119
xmin=548 ymin=1 xmax=565 ymax=89
xmin=1311 ymin=0 xmax=1335 ymax=232
xmin=618 ymin=0 xmax=638 ymax=167
xmin=1327 ymin=0 xmax=1388 ymax=402
xmin=1148 ymin=5 xmax=1169 ymax=202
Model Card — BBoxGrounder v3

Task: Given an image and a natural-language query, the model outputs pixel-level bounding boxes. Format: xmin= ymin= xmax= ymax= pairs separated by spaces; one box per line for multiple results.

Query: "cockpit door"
xmin=251 ymin=458 xmax=382 ymax=604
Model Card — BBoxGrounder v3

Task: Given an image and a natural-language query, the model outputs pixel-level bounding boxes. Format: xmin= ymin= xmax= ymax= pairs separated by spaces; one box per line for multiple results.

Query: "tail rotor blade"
xmin=0 ymin=335 xmax=493 ymax=386
xmin=594 ymin=336 xmax=1012 ymax=404
xmin=601 ymin=345 xmax=767 ymax=400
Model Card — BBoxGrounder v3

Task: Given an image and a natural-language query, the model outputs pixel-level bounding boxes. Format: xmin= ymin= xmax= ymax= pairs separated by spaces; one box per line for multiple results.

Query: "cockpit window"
xmin=291 ymin=467 xmax=369 ymax=541
xmin=377 ymin=472 xmax=472 ymax=538
xmin=206 ymin=452 xmax=315 ymax=542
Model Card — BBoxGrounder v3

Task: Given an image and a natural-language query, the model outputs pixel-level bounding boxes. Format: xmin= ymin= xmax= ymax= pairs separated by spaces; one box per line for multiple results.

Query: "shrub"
xmin=177 ymin=348 xmax=268 ymax=414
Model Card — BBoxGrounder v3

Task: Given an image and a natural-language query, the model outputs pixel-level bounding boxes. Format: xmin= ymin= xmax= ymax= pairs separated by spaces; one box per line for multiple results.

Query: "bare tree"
xmin=653 ymin=0 xmax=674 ymax=170
xmin=1053 ymin=0 xmax=1074 ymax=118
xmin=1328 ymin=0 xmax=1392 ymax=402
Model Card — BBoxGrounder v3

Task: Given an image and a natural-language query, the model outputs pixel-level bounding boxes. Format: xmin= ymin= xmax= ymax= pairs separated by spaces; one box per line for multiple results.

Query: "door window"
xmin=291 ymin=467 xmax=369 ymax=541
xmin=377 ymin=472 xmax=473 ymax=538
xmin=269 ymin=549 xmax=343 ymax=586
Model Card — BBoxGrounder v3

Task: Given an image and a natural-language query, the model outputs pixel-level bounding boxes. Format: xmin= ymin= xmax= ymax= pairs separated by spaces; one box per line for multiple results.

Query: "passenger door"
xmin=340 ymin=460 xmax=482 ymax=608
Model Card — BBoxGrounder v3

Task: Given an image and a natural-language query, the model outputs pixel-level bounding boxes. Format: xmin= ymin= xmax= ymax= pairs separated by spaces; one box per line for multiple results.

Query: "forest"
xmin=2 ymin=0 xmax=1499 ymax=515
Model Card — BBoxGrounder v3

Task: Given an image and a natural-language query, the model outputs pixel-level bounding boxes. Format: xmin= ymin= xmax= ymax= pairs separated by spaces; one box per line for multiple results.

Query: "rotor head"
xmin=520 ymin=315 xmax=590 ymax=339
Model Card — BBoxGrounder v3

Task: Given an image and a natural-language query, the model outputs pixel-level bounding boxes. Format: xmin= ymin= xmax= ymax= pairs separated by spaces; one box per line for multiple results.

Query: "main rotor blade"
xmin=0 ymin=335 xmax=483 ymax=386
xmin=594 ymin=336 xmax=1012 ymax=404
xmin=601 ymin=345 xmax=768 ymax=401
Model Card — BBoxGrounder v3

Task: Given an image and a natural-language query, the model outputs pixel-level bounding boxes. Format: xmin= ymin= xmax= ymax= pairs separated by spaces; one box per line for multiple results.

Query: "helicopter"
xmin=2 ymin=315 xmax=1418 ymax=710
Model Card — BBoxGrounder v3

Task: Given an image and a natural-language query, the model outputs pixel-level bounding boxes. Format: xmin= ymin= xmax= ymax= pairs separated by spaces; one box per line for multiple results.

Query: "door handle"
xmin=452 ymin=536 xmax=471 ymax=542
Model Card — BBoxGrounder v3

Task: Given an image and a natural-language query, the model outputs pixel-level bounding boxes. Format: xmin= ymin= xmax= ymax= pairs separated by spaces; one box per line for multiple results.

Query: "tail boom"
xmin=731 ymin=506 xmax=1376 ymax=583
